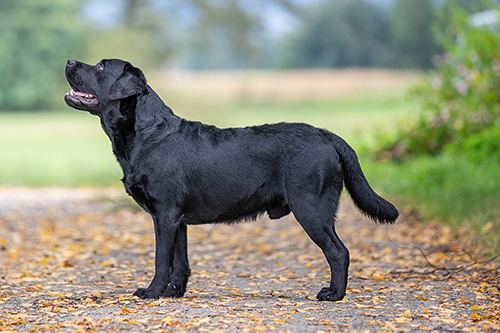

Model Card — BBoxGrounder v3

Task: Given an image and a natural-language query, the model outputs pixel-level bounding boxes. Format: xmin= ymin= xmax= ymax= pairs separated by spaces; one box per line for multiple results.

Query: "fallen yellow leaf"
xmin=121 ymin=306 xmax=132 ymax=314
xmin=259 ymin=243 xmax=272 ymax=254
xmin=42 ymin=301 xmax=53 ymax=307
xmin=471 ymin=313 xmax=481 ymax=320
xmin=371 ymin=272 xmax=385 ymax=281
xmin=91 ymin=290 xmax=103 ymax=300
xmin=415 ymin=295 xmax=430 ymax=301
xmin=100 ymin=260 xmax=113 ymax=266
xmin=475 ymin=293 xmax=488 ymax=300
xmin=46 ymin=291 xmax=61 ymax=297
xmin=419 ymin=325 xmax=434 ymax=331
xmin=482 ymin=222 xmax=494 ymax=233
xmin=395 ymin=317 xmax=410 ymax=324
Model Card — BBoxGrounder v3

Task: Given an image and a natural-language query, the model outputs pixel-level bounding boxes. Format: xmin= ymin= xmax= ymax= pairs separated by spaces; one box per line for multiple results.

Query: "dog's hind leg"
xmin=162 ymin=222 xmax=191 ymax=298
xmin=289 ymin=191 xmax=349 ymax=302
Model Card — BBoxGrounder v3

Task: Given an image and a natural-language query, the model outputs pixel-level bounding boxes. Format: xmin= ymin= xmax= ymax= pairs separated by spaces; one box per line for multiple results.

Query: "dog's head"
xmin=64 ymin=59 xmax=146 ymax=114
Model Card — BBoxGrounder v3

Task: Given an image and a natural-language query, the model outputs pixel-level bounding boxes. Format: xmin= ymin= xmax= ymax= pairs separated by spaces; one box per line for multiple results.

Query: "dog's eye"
xmin=97 ymin=62 xmax=104 ymax=71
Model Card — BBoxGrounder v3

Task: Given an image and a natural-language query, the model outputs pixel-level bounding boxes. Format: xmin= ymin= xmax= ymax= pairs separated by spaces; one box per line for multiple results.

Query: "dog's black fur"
xmin=64 ymin=58 xmax=398 ymax=301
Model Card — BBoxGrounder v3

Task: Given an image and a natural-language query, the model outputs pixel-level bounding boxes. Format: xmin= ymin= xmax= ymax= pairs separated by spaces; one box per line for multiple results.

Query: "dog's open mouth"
xmin=65 ymin=89 xmax=98 ymax=107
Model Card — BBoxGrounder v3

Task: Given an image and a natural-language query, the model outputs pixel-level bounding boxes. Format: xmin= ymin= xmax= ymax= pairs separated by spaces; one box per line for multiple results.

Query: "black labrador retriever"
xmin=64 ymin=58 xmax=398 ymax=302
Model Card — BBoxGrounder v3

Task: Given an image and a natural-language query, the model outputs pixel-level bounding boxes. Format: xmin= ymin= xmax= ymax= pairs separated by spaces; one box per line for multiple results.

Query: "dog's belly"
xmin=182 ymin=190 xmax=289 ymax=225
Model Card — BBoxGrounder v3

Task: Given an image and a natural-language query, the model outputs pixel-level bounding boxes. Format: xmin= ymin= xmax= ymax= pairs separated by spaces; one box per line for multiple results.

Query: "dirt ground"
xmin=0 ymin=187 xmax=499 ymax=332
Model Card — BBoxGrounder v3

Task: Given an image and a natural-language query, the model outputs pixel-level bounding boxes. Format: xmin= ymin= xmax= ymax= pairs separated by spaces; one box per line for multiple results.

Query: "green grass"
xmin=0 ymin=111 xmax=121 ymax=186
xmin=362 ymin=154 xmax=500 ymax=255
xmin=0 ymin=92 xmax=412 ymax=187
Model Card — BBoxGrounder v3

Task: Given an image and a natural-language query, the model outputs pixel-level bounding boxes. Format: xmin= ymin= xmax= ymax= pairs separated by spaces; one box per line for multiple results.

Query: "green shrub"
xmin=374 ymin=1 xmax=500 ymax=161
xmin=369 ymin=1 xmax=500 ymax=255
xmin=447 ymin=125 xmax=500 ymax=162
xmin=0 ymin=0 xmax=88 ymax=111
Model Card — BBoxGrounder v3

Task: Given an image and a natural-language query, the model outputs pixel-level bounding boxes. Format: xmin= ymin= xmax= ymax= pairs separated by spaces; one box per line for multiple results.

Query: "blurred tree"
xmin=81 ymin=0 xmax=173 ymax=69
xmin=177 ymin=0 xmax=299 ymax=69
xmin=0 ymin=0 xmax=87 ymax=110
xmin=433 ymin=0 xmax=497 ymax=48
xmin=278 ymin=0 xmax=445 ymax=69
xmin=278 ymin=0 xmax=393 ymax=68
xmin=388 ymin=0 xmax=440 ymax=68
xmin=186 ymin=0 xmax=259 ymax=69
xmin=0 ymin=0 xmax=302 ymax=110
xmin=82 ymin=0 xmax=299 ymax=69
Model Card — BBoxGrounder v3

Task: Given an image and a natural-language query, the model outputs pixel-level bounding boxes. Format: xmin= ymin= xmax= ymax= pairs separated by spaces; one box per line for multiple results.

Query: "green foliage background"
xmin=375 ymin=1 xmax=500 ymax=162
xmin=369 ymin=0 xmax=500 ymax=254
xmin=0 ymin=0 xmax=444 ymax=111
xmin=279 ymin=0 xmax=439 ymax=69
xmin=0 ymin=0 xmax=175 ymax=111
xmin=0 ymin=0 xmax=87 ymax=110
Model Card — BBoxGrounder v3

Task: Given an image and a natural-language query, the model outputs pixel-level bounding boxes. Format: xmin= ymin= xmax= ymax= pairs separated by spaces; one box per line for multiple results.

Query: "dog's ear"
xmin=108 ymin=63 xmax=147 ymax=100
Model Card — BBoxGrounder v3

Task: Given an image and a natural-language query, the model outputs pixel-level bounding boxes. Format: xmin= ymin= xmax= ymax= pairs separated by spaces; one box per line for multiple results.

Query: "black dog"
xmin=64 ymin=58 xmax=398 ymax=301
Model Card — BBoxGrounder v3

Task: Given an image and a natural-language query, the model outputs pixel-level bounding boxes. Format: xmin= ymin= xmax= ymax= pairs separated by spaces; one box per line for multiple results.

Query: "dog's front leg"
xmin=134 ymin=211 xmax=180 ymax=299
xmin=162 ymin=221 xmax=190 ymax=298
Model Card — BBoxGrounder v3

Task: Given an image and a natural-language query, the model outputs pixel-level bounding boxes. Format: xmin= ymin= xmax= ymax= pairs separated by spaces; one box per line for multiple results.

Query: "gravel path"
xmin=0 ymin=187 xmax=499 ymax=332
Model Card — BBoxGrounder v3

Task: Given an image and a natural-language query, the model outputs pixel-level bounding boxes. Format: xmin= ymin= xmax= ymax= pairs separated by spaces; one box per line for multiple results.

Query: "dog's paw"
xmin=161 ymin=284 xmax=186 ymax=298
xmin=316 ymin=287 xmax=345 ymax=302
xmin=133 ymin=288 xmax=161 ymax=299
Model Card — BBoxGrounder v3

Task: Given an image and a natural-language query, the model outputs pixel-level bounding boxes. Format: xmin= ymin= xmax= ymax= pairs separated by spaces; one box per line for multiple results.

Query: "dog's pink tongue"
xmin=73 ymin=91 xmax=87 ymax=97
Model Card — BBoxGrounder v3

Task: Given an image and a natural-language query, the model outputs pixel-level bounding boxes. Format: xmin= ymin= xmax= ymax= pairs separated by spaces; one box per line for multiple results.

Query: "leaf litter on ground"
xmin=0 ymin=187 xmax=499 ymax=332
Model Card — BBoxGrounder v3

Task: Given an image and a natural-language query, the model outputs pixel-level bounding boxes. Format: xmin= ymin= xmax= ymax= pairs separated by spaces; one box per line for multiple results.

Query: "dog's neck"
xmin=100 ymin=86 xmax=181 ymax=176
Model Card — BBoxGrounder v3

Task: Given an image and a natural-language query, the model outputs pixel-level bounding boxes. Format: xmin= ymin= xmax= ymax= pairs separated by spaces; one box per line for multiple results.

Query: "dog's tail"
xmin=331 ymin=134 xmax=399 ymax=224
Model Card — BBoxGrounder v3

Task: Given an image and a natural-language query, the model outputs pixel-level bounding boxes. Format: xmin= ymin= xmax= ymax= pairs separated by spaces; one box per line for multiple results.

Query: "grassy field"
xmin=0 ymin=97 xmax=412 ymax=187
xmin=0 ymin=69 xmax=418 ymax=187
xmin=152 ymin=68 xmax=419 ymax=143
xmin=0 ymin=111 xmax=120 ymax=186
xmin=363 ymin=155 xmax=500 ymax=254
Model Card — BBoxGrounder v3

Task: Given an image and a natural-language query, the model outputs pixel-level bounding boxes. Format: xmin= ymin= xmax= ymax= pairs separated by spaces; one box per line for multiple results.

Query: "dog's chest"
xmin=123 ymin=175 xmax=156 ymax=214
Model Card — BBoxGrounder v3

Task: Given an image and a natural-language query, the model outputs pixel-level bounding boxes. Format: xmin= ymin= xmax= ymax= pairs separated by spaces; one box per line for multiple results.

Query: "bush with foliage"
xmin=0 ymin=0 xmax=170 ymax=111
xmin=0 ymin=0 xmax=88 ymax=111
xmin=374 ymin=2 xmax=500 ymax=162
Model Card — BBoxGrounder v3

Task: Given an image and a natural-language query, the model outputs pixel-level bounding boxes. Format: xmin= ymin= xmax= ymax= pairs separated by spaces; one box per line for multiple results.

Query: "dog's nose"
xmin=67 ymin=59 xmax=76 ymax=66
